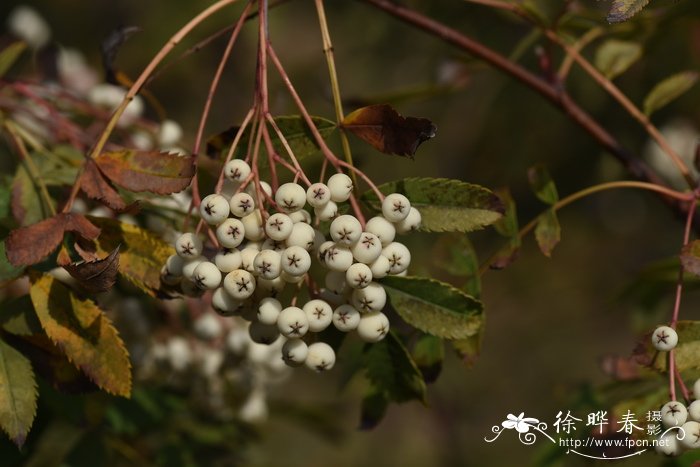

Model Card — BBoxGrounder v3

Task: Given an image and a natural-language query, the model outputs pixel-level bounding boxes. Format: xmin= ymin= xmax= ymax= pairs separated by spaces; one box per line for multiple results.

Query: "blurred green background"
xmin=4 ymin=0 xmax=700 ymax=465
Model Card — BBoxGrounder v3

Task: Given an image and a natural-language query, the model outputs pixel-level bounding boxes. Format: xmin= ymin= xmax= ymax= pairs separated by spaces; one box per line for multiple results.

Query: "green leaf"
xmin=451 ymin=332 xmax=484 ymax=368
xmin=0 ymin=296 xmax=41 ymax=336
xmin=0 ymin=242 xmax=24 ymax=282
xmin=491 ymin=188 xmax=520 ymax=269
xmin=594 ymin=40 xmax=643 ymax=79
xmin=643 ymin=71 xmax=699 ymax=117
xmin=381 ymin=275 xmax=484 ymax=340
xmin=11 ymin=163 xmax=54 ymax=226
xmin=607 ymin=0 xmax=650 ymax=23
xmin=207 ymin=115 xmax=336 ymax=163
xmin=0 ymin=338 xmax=37 ymax=447
xmin=362 ymin=178 xmax=504 ymax=233
xmin=29 ymin=273 xmax=132 ymax=397
xmin=527 ymin=164 xmax=558 ymax=205
xmin=88 ymin=217 xmax=174 ymax=296
xmin=0 ymin=42 xmax=26 ymax=78
xmin=412 ymin=334 xmax=444 ymax=383
xmin=359 ymin=388 xmax=389 ymax=430
xmin=433 ymin=234 xmax=481 ymax=297
xmin=364 ymin=331 xmax=427 ymax=403
xmin=534 ymin=209 xmax=561 ymax=258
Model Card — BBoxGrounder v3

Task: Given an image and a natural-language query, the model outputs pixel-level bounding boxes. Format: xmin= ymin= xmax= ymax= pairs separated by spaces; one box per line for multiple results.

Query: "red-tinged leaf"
xmin=534 ymin=209 xmax=560 ymax=258
xmin=341 ymin=104 xmax=436 ymax=158
xmin=29 ymin=274 xmax=132 ymax=397
xmin=0 ymin=338 xmax=37 ymax=447
xmin=64 ymin=247 xmax=120 ymax=293
xmin=95 ymin=149 xmax=195 ymax=194
xmin=81 ymin=159 xmax=126 ymax=211
xmin=5 ymin=213 xmax=100 ymax=267
xmin=681 ymin=240 xmax=700 ymax=277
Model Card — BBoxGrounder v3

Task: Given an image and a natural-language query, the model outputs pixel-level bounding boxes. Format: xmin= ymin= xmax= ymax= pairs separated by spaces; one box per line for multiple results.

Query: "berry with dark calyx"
xmin=333 ymin=304 xmax=361 ymax=332
xmin=200 ymin=194 xmax=230 ymax=225
xmin=230 ymin=192 xmax=255 ymax=217
xmin=275 ymin=182 xmax=306 ymax=213
xmin=306 ymin=182 xmax=331 ymax=207
xmin=314 ymin=200 xmax=338 ymax=221
xmin=305 ymin=342 xmax=336 ymax=372
xmin=176 ymin=233 xmax=203 ymax=258
xmin=351 ymin=282 xmax=387 ymax=313
xmin=369 ymin=255 xmax=391 ymax=279
xmin=324 ymin=244 xmax=354 ymax=272
xmin=652 ymin=326 xmax=678 ymax=351
xmin=365 ymin=216 xmax=395 ymax=247
xmin=382 ymin=242 xmax=411 ymax=275
xmin=346 ymin=262 xmax=372 ymax=289
xmin=382 ymin=193 xmax=411 ymax=222
xmin=193 ymin=261 xmax=222 ymax=290
xmin=281 ymin=246 xmax=311 ymax=276
xmin=224 ymin=159 xmax=251 ymax=183
xmin=303 ymin=299 xmax=333 ymax=332
xmin=277 ymin=306 xmax=309 ymax=338
xmin=351 ymin=232 xmax=382 ymax=264
xmin=661 ymin=401 xmax=688 ymax=428
xmin=395 ymin=207 xmax=421 ymax=234
xmin=253 ymin=249 xmax=282 ymax=280
xmin=327 ymin=173 xmax=353 ymax=203
xmin=357 ymin=311 xmax=390 ymax=342
xmin=330 ymin=215 xmax=362 ymax=246
xmin=216 ymin=218 xmax=246 ymax=248
xmin=223 ymin=269 xmax=256 ymax=299
xmin=282 ymin=338 xmax=308 ymax=367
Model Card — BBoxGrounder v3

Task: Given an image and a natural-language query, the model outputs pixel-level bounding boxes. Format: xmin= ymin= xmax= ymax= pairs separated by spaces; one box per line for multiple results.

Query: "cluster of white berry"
xmin=160 ymin=159 xmax=421 ymax=372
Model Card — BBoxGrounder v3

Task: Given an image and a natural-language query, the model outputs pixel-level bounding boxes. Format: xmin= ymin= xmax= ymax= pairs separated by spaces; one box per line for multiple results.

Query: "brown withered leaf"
xmin=5 ymin=213 xmax=100 ymax=267
xmin=81 ymin=159 xmax=126 ymax=211
xmin=341 ymin=104 xmax=436 ymax=158
xmin=64 ymin=247 xmax=120 ymax=293
xmin=95 ymin=149 xmax=195 ymax=194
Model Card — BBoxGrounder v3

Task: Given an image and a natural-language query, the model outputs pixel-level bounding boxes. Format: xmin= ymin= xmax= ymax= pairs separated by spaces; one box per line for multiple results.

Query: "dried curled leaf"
xmin=64 ymin=247 xmax=120 ymax=293
xmin=341 ymin=104 xmax=436 ymax=158
xmin=81 ymin=159 xmax=126 ymax=211
xmin=95 ymin=149 xmax=195 ymax=194
xmin=0 ymin=338 xmax=37 ymax=447
xmin=607 ymin=0 xmax=650 ymax=23
xmin=29 ymin=274 xmax=132 ymax=397
xmin=5 ymin=213 xmax=100 ymax=267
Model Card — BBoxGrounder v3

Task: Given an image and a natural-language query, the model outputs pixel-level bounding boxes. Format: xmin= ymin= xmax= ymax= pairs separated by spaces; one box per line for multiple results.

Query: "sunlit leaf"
xmin=341 ymin=104 xmax=436 ymax=158
xmin=0 ymin=42 xmax=27 ymax=78
xmin=362 ymin=178 xmax=504 ymax=233
xmin=527 ymin=164 xmax=558 ymax=205
xmin=643 ymin=71 xmax=699 ymax=117
xmin=534 ymin=209 xmax=561 ymax=258
xmin=95 ymin=150 xmax=195 ymax=194
xmin=607 ymin=0 xmax=650 ymax=23
xmin=381 ymin=275 xmax=484 ymax=340
xmin=594 ymin=39 xmax=643 ymax=79
xmin=0 ymin=338 xmax=37 ymax=447
xmin=29 ymin=274 xmax=132 ymax=397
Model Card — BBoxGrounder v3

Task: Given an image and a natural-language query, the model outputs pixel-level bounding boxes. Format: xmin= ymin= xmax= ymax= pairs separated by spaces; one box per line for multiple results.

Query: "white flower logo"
xmin=502 ymin=413 xmax=540 ymax=433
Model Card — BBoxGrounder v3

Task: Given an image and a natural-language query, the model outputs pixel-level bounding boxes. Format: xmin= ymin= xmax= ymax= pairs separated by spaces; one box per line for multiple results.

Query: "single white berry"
xmin=246 ymin=180 xmax=272 ymax=199
xmin=257 ymin=297 xmax=282 ymax=325
xmin=395 ymin=207 xmax=421 ymax=234
xmin=346 ymin=263 xmax=373 ymax=289
xmin=327 ymin=173 xmax=353 ymax=202
xmin=303 ymin=299 xmax=333 ymax=332
xmin=158 ymin=119 xmax=183 ymax=146
xmin=224 ymin=159 xmax=251 ymax=183
xmin=277 ymin=306 xmax=309 ymax=338
xmin=257 ymin=277 xmax=286 ymax=296
xmin=223 ymin=269 xmax=256 ymax=299
xmin=652 ymin=326 xmax=678 ymax=351
xmin=314 ymin=201 xmax=338 ymax=221
xmin=680 ymin=421 xmax=700 ymax=449
xmin=286 ymin=222 xmax=315 ymax=250
xmin=382 ymin=242 xmax=411 ymax=275
xmin=324 ymin=244 xmax=354 ymax=272
xmin=306 ymin=182 xmax=331 ymax=207
xmin=282 ymin=338 xmax=308 ymax=367
xmin=182 ymin=256 xmax=205 ymax=280
xmin=688 ymin=400 xmax=700 ymax=421
xmin=288 ymin=209 xmax=311 ymax=224
xmin=216 ymin=218 xmax=246 ymax=248
xmin=275 ymin=182 xmax=306 ymax=213
xmin=305 ymin=342 xmax=336 ymax=371
xmin=333 ymin=304 xmax=360 ymax=332
xmin=193 ymin=312 xmax=223 ymax=340
xmin=241 ymin=210 xmax=265 ymax=241
xmin=165 ymin=254 xmax=185 ymax=276
xmin=167 ymin=337 xmax=192 ymax=372
xmin=211 ymin=287 xmax=241 ymax=316
xmin=357 ymin=311 xmax=390 ymax=342
xmin=265 ymin=213 xmax=294 ymax=241
xmin=281 ymin=246 xmax=311 ymax=276
xmin=365 ymin=216 xmax=395 ymax=247
xmin=351 ymin=232 xmax=383 ymax=264
xmin=249 ymin=321 xmax=280 ymax=345
xmin=200 ymin=194 xmax=230 ymax=225
xmin=280 ymin=270 xmax=305 ymax=284
xmin=352 ymin=282 xmax=387 ymax=313
xmin=176 ymin=233 xmax=203 ymax=258
xmin=215 ymin=248 xmax=242 ymax=273
xmin=330 ymin=215 xmax=362 ymax=246
xmin=229 ymin=192 xmax=255 ymax=217
xmin=382 ymin=193 xmax=411 ymax=222
xmin=253 ymin=249 xmax=282 ymax=280
xmin=369 ymin=255 xmax=391 ymax=279
xmin=261 ymin=238 xmax=286 ymax=252
xmin=325 ymin=271 xmax=348 ymax=295
xmin=193 ymin=261 xmax=222 ymax=290
xmin=661 ymin=401 xmax=688 ymax=428
xmin=656 ymin=431 xmax=682 ymax=456
xmin=244 ymin=241 xmax=262 ymax=251
xmin=240 ymin=248 xmax=259 ymax=274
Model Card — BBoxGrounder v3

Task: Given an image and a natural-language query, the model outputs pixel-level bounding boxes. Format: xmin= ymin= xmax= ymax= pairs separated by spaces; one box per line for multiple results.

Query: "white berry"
xmin=688 ymin=400 xmax=700 ymax=421
xmin=324 ymin=244 xmax=354 ymax=272
xmin=286 ymin=222 xmax=315 ymax=250
xmin=257 ymin=297 xmax=282 ymax=325
xmin=369 ymin=255 xmax=391 ymax=279
xmin=193 ymin=312 xmax=223 ymax=340
xmin=253 ymin=249 xmax=282 ymax=280
xmin=176 ymin=233 xmax=203 ymax=258
xmin=346 ymin=263 xmax=373 ymax=289
xmin=275 ymin=182 xmax=306 ymax=213
xmin=257 ymin=277 xmax=286 ymax=296
xmin=333 ymin=304 xmax=360 ymax=332
xmin=306 ymin=182 xmax=331 ymax=207
xmin=661 ymin=401 xmax=688 ymax=428
xmin=200 ymin=194 xmax=230 ymax=225
xmin=216 ymin=218 xmax=246 ymax=248
xmin=351 ymin=232 xmax=383 ymax=264
xmin=327 ymin=173 xmax=353 ymax=202
xmin=193 ymin=261 xmax=222 ymax=290
xmin=288 ymin=209 xmax=312 ymax=224
xmin=282 ymin=338 xmax=308 ymax=367
xmin=229 ymin=192 xmax=255 ymax=217
xmin=382 ymin=242 xmax=411 ymax=275
xmin=281 ymin=246 xmax=311 ymax=276
xmin=248 ymin=321 xmax=280 ymax=345
xmin=160 ymin=266 xmax=180 ymax=286
xmin=277 ymin=306 xmax=309 ymax=338
xmin=211 ymin=287 xmax=241 ymax=316
xmin=352 ymin=282 xmax=387 ymax=313
xmin=223 ymin=269 xmax=256 ymax=299
xmin=165 ymin=254 xmax=185 ymax=276
xmin=652 ymin=326 xmax=678 ymax=351
xmin=239 ymin=248 xmax=259 ymax=274
xmin=395 ymin=207 xmax=421 ymax=234
xmin=314 ymin=201 xmax=338 ymax=221
xmin=656 ymin=431 xmax=682 ymax=456
xmin=182 ymin=256 xmax=205 ymax=280
xmin=265 ymin=213 xmax=294 ymax=241
xmin=330 ymin=215 xmax=362 ymax=246
xmin=280 ymin=270 xmax=306 ymax=284
xmin=680 ymin=420 xmax=700 ymax=449
xmin=317 ymin=241 xmax=335 ymax=265
xmin=305 ymin=342 xmax=336 ymax=371
xmin=303 ymin=299 xmax=333 ymax=332
xmin=224 ymin=159 xmax=251 ymax=183
xmin=382 ymin=193 xmax=411 ymax=222
xmin=241 ymin=210 xmax=265 ymax=241
xmin=365 ymin=216 xmax=395 ymax=247
xmin=357 ymin=311 xmax=390 ymax=343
